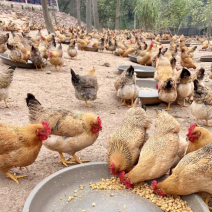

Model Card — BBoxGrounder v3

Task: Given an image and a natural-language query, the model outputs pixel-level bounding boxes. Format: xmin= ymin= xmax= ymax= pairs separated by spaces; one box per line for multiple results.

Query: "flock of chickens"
xmin=1 ymin=9 xmax=212 ymax=212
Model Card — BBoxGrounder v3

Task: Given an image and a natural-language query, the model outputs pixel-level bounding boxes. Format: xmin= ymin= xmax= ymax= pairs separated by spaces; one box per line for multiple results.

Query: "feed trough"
xmin=200 ymin=55 xmax=212 ymax=62
xmin=159 ymin=40 xmax=171 ymax=44
xmin=128 ymin=54 xmax=138 ymax=63
xmin=62 ymin=39 xmax=70 ymax=45
xmin=23 ymin=162 xmax=209 ymax=212
xmin=85 ymin=46 xmax=98 ymax=52
xmin=136 ymin=78 xmax=161 ymax=105
xmin=117 ymin=65 xmax=155 ymax=78
xmin=0 ymin=53 xmax=46 ymax=69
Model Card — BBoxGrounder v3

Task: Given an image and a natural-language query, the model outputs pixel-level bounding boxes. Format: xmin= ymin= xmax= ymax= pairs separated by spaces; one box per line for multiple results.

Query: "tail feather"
xmin=70 ymin=69 xmax=80 ymax=84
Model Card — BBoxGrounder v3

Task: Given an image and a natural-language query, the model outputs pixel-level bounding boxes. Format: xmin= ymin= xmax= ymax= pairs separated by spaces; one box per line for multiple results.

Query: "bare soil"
xmin=1 ymin=15 xmax=212 ymax=212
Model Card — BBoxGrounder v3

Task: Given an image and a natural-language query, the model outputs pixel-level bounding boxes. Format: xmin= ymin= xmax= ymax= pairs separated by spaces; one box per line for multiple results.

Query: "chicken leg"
xmin=165 ymin=103 xmax=172 ymax=111
xmin=4 ymin=99 xmax=9 ymax=108
xmin=181 ymin=98 xmax=188 ymax=107
xmin=205 ymin=195 xmax=212 ymax=210
xmin=85 ymin=101 xmax=92 ymax=108
xmin=196 ymin=119 xmax=201 ymax=127
xmin=127 ymin=99 xmax=134 ymax=108
xmin=72 ymin=154 xmax=89 ymax=164
xmin=58 ymin=152 xmax=75 ymax=167
xmin=120 ymin=99 xmax=127 ymax=106
xmin=205 ymin=120 xmax=212 ymax=127
xmin=5 ymin=172 xmax=27 ymax=184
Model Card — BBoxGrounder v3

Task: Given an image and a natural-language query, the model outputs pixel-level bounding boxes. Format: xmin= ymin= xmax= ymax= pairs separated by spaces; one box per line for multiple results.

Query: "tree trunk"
xmin=76 ymin=0 xmax=81 ymax=27
xmin=134 ymin=13 xmax=136 ymax=29
xmin=86 ymin=0 xmax=92 ymax=33
xmin=92 ymin=0 xmax=99 ymax=30
xmin=41 ymin=0 xmax=55 ymax=33
xmin=50 ymin=0 xmax=58 ymax=26
xmin=115 ymin=0 xmax=120 ymax=30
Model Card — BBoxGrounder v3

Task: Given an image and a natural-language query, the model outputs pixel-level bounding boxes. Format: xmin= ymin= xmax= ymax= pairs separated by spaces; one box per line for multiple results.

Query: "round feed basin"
xmin=159 ymin=40 xmax=171 ymax=44
xmin=62 ymin=39 xmax=70 ymax=45
xmin=128 ymin=54 xmax=138 ymax=63
xmin=200 ymin=55 xmax=212 ymax=62
xmin=23 ymin=162 xmax=209 ymax=212
xmin=136 ymin=78 xmax=161 ymax=105
xmin=117 ymin=65 xmax=155 ymax=78
xmin=0 ymin=53 xmax=46 ymax=69
xmin=85 ymin=46 xmax=98 ymax=52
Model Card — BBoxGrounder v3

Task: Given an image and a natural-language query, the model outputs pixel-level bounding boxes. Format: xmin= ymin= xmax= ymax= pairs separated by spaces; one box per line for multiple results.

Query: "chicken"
xmin=154 ymin=48 xmax=174 ymax=81
xmin=0 ymin=66 xmax=16 ymax=108
xmin=114 ymin=66 xmax=139 ymax=107
xmin=48 ymin=43 xmax=64 ymax=72
xmin=0 ymin=43 xmax=7 ymax=53
xmin=137 ymin=42 xmax=154 ymax=66
xmin=71 ymin=67 xmax=99 ymax=108
xmin=122 ymin=46 xmax=137 ymax=58
xmin=67 ymin=40 xmax=77 ymax=59
xmin=122 ymin=110 xmax=181 ymax=188
xmin=186 ymin=124 xmax=212 ymax=154
xmin=97 ymin=37 xmax=104 ymax=52
xmin=180 ymin=48 xmax=196 ymax=69
xmin=38 ymin=39 xmax=48 ymax=61
xmin=175 ymin=68 xmax=193 ymax=107
xmin=26 ymin=93 xmax=102 ymax=166
xmin=30 ymin=45 xmax=44 ymax=71
xmin=202 ymin=40 xmax=209 ymax=50
xmin=7 ymin=43 xmax=27 ymax=64
xmin=191 ymin=79 xmax=212 ymax=127
xmin=158 ymin=78 xmax=177 ymax=111
xmin=0 ymin=33 xmax=9 ymax=45
xmin=107 ymin=98 xmax=150 ymax=175
xmin=152 ymin=142 xmax=212 ymax=210
xmin=77 ymin=37 xmax=89 ymax=50
xmin=108 ymin=39 xmax=116 ymax=54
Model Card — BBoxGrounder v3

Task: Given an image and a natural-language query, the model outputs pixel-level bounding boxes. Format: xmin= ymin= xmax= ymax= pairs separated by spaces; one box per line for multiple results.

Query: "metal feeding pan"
xmin=0 ymin=53 xmax=46 ymax=69
xmin=159 ymin=40 xmax=171 ymax=44
xmin=117 ymin=65 xmax=155 ymax=78
xmin=128 ymin=54 xmax=138 ymax=63
xmin=185 ymin=43 xmax=190 ymax=47
xmin=85 ymin=46 xmax=98 ymax=52
xmin=23 ymin=162 xmax=209 ymax=212
xmin=200 ymin=55 xmax=212 ymax=62
xmin=136 ymin=78 xmax=162 ymax=105
xmin=62 ymin=39 xmax=70 ymax=45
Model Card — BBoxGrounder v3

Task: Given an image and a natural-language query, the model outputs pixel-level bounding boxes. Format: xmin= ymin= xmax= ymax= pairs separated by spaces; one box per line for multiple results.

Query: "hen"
xmin=0 ymin=33 xmax=9 ymax=45
xmin=107 ymin=98 xmax=150 ymax=175
xmin=30 ymin=45 xmax=44 ymax=71
xmin=180 ymin=48 xmax=196 ymax=69
xmin=67 ymin=40 xmax=78 ymax=59
xmin=26 ymin=93 xmax=102 ymax=166
xmin=191 ymin=79 xmax=212 ymax=127
xmin=0 ymin=121 xmax=50 ymax=183
xmin=122 ymin=111 xmax=182 ymax=188
xmin=71 ymin=67 xmax=98 ymax=108
xmin=0 ymin=66 xmax=16 ymax=108
xmin=114 ymin=65 xmax=139 ymax=107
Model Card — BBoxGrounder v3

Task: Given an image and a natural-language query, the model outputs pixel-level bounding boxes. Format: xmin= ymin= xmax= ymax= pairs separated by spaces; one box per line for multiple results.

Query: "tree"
xmin=86 ymin=0 xmax=92 ymax=32
xmin=115 ymin=0 xmax=120 ymax=29
xmin=41 ymin=0 xmax=55 ymax=33
xmin=76 ymin=0 xmax=81 ymax=26
xmin=92 ymin=0 xmax=100 ymax=30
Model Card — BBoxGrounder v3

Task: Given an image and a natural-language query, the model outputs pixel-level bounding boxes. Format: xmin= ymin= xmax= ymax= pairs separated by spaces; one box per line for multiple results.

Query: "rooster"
xmin=26 ymin=93 xmax=102 ymax=166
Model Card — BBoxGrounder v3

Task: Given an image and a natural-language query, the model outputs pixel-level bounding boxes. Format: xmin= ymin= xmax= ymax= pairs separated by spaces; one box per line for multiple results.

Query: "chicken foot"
xmin=181 ymin=98 xmax=188 ymax=107
xmin=73 ymin=154 xmax=89 ymax=164
xmin=5 ymin=172 xmax=27 ymax=184
xmin=127 ymin=99 xmax=134 ymax=108
xmin=19 ymin=166 xmax=28 ymax=170
xmin=85 ymin=101 xmax=92 ymax=108
xmin=195 ymin=119 xmax=201 ymax=127
xmin=165 ymin=103 xmax=172 ymax=111
xmin=204 ymin=195 xmax=212 ymax=210
xmin=205 ymin=120 xmax=212 ymax=127
xmin=4 ymin=99 xmax=9 ymax=108
xmin=120 ymin=99 xmax=127 ymax=106
xmin=58 ymin=152 xmax=75 ymax=167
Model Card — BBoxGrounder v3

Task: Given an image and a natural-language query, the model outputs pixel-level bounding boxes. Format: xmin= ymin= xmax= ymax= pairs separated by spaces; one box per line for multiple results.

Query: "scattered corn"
xmin=92 ymin=203 xmax=96 ymax=207
xmin=68 ymin=196 xmax=74 ymax=202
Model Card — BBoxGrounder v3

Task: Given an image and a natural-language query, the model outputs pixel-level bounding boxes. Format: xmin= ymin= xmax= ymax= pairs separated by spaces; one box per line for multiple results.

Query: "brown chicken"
xmin=154 ymin=48 xmax=174 ymax=81
xmin=202 ymin=40 xmax=209 ymax=50
xmin=191 ymin=79 xmax=212 ymax=127
xmin=38 ymin=39 xmax=48 ymax=61
xmin=158 ymin=78 xmax=177 ymax=111
xmin=122 ymin=111 xmax=182 ymax=188
xmin=48 ymin=43 xmax=64 ymax=72
xmin=71 ymin=67 xmax=99 ymax=107
xmin=67 ymin=40 xmax=77 ymax=59
xmin=30 ymin=45 xmax=44 ymax=71
xmin=0 ymin=66 xmax=16 ymax=108
xmin=107 ymin=98 xmax=150 ymax=175
xmin=180 ymin=48 xmax=196 ymax=69
xmin=77 ymin=37 xmax=89 ymax=50
xmin=0 ymin=43 xmax=7 ymax=53
xmin=0 ymin=122 xmax=51 ymax=183
xmin=152 ymin=141 xmax=212 ymax=210
xmin=0 ymin=33 xmax=9 ymax=45
xmin=26 ymin=93 xmax=102 ymax=166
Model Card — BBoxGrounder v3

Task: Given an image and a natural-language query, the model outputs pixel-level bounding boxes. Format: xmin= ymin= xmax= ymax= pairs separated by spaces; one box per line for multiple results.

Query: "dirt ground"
xmin=1 ymin=16 xmax=212 ymax=212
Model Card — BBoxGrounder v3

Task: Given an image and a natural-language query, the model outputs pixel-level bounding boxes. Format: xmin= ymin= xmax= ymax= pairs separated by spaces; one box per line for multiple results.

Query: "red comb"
xmin=156 ymin=83 xmax=158 ymax=90
xmin=97 ymin=117 xmax=102 ymax=128
xmin=42 ymin=122 xmax=51 ymax=134
xmin=186 ymin=124 xmax=196 ymax=137
xmin=119 ymin=171 xmax=125 ymax=183
xmin=152 ymin=180 xmax=157 ymax=190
